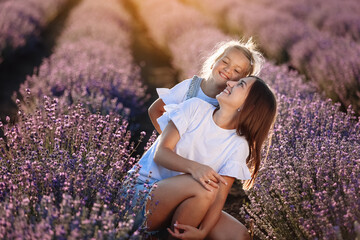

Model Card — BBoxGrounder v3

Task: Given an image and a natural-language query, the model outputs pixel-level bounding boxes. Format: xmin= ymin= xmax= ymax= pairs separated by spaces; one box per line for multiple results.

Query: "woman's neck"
xmin=213 ymin=107 xmax=237 ymax=130
xmin=201 ymin=77 xmax=223 ymax=98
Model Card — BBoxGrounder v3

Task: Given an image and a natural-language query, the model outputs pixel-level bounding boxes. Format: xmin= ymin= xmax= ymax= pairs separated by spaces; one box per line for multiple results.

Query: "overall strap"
xmin=185 ymin=75 xmax=202 ymax=100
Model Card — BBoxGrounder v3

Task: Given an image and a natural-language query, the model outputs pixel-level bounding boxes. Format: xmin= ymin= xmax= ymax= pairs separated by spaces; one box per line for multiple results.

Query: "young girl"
xmin=148 ymin=39 xmax=264 ymax=133
xmin=126 ymin=76 xmax=277 ymax=239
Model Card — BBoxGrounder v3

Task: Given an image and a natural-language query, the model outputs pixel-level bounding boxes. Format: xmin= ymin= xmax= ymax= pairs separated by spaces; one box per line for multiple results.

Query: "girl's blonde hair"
xmin=199 ymin=38 xmax=264 ymax=80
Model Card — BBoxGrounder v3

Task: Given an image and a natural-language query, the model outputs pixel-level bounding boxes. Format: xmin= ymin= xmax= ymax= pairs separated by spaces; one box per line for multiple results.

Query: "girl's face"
xmin=216 ymin=77 xmax=255 ymax=110
xmin=211 ymin=47 xmax=251 ymax=88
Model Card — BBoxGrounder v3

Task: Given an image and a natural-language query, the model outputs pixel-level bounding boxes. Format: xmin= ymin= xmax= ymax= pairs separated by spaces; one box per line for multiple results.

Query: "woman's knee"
xmin=196 ymin=186 xmax=219 ymax=204
xmin=173 ymin=174 xmax=220 ymax=203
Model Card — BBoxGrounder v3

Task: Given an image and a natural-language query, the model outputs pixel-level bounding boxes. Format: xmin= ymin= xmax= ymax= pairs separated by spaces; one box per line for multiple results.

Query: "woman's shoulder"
xmin=222 ymin=133 xmax=249 ymax=153
xmin=233 ymin=136 xmax=249 ymax=154
xmin=234 ymin=132 xmax=248 ymax=143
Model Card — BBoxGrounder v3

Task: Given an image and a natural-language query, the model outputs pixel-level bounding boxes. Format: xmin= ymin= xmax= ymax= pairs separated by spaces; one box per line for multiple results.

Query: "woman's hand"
xmin=154 ymin=121 xmax=227 ymax=191
xmin=189 ymin=162 xmax=227 ymax=191
xmin=167 ymin=221 xmax=206 ymax=240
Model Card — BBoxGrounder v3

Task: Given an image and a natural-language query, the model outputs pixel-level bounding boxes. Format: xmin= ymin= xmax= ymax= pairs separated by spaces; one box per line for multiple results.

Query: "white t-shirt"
xmin=156 ymin=76 xmax=219 ymax=106
xmin=131 ymin=98 xmax=251 ymax=182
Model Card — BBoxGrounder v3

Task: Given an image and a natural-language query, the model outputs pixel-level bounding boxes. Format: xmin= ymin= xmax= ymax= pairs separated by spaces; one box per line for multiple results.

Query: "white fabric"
xmin=131 ymin=98 xmax=251 ymax=182
xmin=156 ymin=76 xmax=218 ymax=106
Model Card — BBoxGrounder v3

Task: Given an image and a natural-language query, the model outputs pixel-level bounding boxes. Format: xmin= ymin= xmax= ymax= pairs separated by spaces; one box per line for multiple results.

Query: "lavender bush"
xmin=20 ymin=0 xmax=148 ymax=118
xmin=55 ymin=0 xmax=132 ymax=48
xmin=240 ymin=94 xmax=360 ymax=239
xmin=289 ymin=33 xmax=360 ymax=109
xmin=22 ymin=40 xmax=146 ymax=117
xmin=0 ymin=0 xmax=69 ymax=63
xmin=259 ymin=0 xmax=360 ymax=42
xmin=259 ymin=62 xmax=317 ymax=99
xmin=0 ymin=94 xmax=156 ymax=239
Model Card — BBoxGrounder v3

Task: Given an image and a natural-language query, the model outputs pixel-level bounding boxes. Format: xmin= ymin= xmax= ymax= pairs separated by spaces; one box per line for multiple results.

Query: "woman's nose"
xmin=226 ymin=80 xmax=236 ymax=87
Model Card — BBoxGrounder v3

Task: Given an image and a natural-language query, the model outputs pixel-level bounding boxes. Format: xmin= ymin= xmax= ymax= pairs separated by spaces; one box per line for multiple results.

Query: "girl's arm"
xmin=148 ymin=98 xmax=166 ymax=134
xmin=154 ymin=120 xmax=227 ymax=190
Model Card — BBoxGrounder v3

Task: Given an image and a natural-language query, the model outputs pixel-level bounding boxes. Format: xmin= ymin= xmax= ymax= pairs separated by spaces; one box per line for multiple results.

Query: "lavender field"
xmin=0 ymin=0 xmax=359 ymax=239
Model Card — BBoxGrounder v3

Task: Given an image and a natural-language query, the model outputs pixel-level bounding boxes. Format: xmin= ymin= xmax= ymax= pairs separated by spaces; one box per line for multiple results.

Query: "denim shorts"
xmin=121 ymin=175 xmax=162 ymax=236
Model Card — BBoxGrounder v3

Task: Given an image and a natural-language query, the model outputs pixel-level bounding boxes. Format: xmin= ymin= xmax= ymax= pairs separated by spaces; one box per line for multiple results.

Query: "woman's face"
xmin=211 ymin=47 xmax=251 ymax=88
xmin=216 ymin=77 xmax=255 ymax=110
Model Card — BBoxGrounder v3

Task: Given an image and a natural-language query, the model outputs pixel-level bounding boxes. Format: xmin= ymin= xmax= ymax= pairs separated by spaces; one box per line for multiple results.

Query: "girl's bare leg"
xmin=145 ymin=174 xmax=219 ymax=231
xmin=205 ymin=211 xmax=250 ymax=240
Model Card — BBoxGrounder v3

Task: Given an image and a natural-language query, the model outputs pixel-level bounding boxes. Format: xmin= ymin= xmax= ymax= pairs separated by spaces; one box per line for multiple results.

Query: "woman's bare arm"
xmin=148 ymin=98 xmax=166 ymax=134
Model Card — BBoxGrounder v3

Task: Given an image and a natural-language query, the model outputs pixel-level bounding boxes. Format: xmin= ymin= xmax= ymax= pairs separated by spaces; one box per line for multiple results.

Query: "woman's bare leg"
xmin=205 ymin=211 xmax=250 ymax=240
xmin=145 ymin=174 xmax=219 ymax=231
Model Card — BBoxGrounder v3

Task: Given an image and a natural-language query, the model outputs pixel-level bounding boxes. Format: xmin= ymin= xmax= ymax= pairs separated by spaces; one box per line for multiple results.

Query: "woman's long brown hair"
xmin=236 ymin=76 xmax=277 ymax=190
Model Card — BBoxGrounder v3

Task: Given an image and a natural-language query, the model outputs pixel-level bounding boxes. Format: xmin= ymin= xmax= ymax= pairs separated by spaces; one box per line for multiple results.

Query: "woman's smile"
xmin=222 ymin=87 xmax=231 ymax=95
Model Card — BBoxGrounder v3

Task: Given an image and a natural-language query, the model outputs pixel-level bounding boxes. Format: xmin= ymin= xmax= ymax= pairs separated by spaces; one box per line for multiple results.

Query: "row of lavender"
xmin=129 ymin=0 xmax=360 ymax=239
xmin=251 ymin=0 xmax=360 ymax=42
xmin=0 ymin=0 xmax=151 ymax=238
xmin=20 ymin=0 xmax=147 ymax=118
xmin=179 ymin=0 xmax=360 ymax=115
xmin=0 ymin=0 xmax=70 ymax=63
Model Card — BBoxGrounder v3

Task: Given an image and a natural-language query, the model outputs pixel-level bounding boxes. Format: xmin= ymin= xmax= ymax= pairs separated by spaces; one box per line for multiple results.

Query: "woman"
xmin=126 ymin=76 xmax=277 ymax=239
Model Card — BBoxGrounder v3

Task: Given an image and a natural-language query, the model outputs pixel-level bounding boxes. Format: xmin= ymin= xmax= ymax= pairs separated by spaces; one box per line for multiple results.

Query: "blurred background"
xmin=1 ymin=0 xmax=360 ymax=124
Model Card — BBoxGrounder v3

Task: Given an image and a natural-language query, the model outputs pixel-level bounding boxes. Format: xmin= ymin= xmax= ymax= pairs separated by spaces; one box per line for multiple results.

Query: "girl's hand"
xmin=167 ymin=221 xmax=205 ymax=240
xmin=189 ymin=163 xmax=227 ymax=191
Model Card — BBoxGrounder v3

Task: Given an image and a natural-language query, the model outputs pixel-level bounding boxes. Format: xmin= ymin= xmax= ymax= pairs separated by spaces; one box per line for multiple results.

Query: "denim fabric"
xmin=122 ymin=176 xmax=168 ymax=238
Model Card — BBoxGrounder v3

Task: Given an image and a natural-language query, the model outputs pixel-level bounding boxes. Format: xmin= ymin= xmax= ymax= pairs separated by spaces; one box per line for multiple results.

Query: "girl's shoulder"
xmin=156 ymin=77 xmax=194 ymax=105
